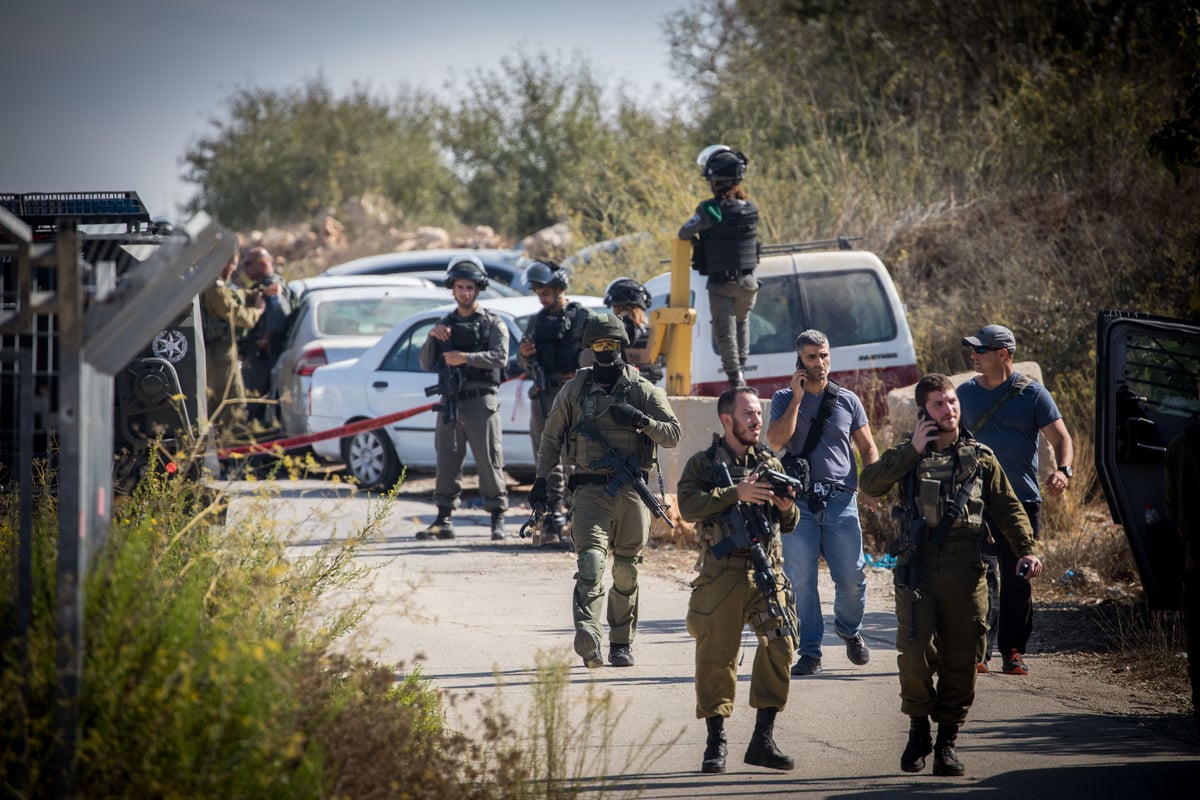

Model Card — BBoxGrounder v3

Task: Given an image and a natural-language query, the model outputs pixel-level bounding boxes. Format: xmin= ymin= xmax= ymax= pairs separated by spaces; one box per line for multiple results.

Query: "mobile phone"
xmin=917 ymin=407 xmax=930 ymax=423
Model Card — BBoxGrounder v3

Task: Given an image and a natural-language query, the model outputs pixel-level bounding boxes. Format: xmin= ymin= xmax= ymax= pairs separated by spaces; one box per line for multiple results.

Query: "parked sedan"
xmin=321 ymin=248 xmax=534 ymax=293
xmin=307 ymin=294 xmax=604 ymax=489
xmin=272 ymin=283 xmax=454 ymax=436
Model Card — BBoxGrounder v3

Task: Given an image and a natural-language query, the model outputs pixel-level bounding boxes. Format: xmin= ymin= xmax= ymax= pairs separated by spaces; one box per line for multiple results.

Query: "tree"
xmin=182 ymin=77 xmax=457 ymax=230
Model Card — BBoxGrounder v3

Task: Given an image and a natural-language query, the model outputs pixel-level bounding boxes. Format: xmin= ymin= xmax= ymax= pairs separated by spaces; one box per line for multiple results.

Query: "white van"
xmin=643 ymin=246 xmax=918 ymax=412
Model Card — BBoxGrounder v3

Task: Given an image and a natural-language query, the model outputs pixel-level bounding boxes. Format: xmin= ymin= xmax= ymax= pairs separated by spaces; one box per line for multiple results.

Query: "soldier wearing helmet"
xmin=529 ymin=313 xmax=681 ymax=669
xmin=418 ymin=255 xmax=511 ymax=541
xmin=600 ymin=277 xmax=665 ymax=384
xmin=517 ymin=260 xmax=593 ymax=546
xmin=679 ymin=145 xmax=760 ymax=388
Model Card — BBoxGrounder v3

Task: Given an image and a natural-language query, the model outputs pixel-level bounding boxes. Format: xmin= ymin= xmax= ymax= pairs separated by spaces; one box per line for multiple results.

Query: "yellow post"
xmin=647 ymin=238 xmax=696 ymax=396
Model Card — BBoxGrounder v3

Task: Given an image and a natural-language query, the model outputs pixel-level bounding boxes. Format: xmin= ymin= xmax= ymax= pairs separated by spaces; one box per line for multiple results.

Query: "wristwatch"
xmin=1057 ymin=465 xmax=1073 ymax=479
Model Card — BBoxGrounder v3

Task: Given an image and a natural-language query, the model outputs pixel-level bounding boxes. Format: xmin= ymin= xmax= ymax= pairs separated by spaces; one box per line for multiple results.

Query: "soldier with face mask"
xmin=679 ymin=145 xmax=760 ymax=388
xmin=518 ymin=260 xmax=592 ymax=546
xmin=530 ymin=313 xmax=681 ymax=668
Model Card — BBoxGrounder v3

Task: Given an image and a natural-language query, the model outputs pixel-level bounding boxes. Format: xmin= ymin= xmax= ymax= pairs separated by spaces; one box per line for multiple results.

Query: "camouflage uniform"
xmin=677 ymin=435 xmax=798 ymax=719
xmin=536 ymin=359 xmax=680 ymax=663
xmin=860 ymin=432 xmax=1034 ymax=727
xmin=200 ymin=278 xmax=259 ymax=426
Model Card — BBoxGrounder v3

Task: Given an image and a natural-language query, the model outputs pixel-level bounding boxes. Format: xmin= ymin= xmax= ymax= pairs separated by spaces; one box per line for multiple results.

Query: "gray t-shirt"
xmin=769 ymin=385 xmax=869 ymax=491
xmin=957 ymin=372 xmax=1063 ymax=503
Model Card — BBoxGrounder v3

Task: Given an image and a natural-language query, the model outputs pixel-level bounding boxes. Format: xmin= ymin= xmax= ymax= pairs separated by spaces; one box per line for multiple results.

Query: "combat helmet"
xmin=582 ymin=312 xmax=630 ymax=348
xmin=603 ymin=277 xmax=651 ymax=309
xmin=522 ymin=259 xmax=569 ymax=290
xmin=697 ymin=144 xmax=748 ymax=189
xmin=443 ymin=254 xmax=490 ymax=289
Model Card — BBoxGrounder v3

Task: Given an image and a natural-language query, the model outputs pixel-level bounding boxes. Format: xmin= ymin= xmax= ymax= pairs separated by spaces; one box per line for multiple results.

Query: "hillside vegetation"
xmin=185 ymin=0 xmax=1200 ymax=469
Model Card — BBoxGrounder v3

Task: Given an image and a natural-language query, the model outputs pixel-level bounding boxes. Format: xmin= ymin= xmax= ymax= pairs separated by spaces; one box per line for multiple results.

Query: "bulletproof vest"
xmin=532 ymin=302 xmax=586 ymax=376
xmin=915 ymin=440 xmax=987 ymax=534
xmin=692 ymin=198 xmax=759 ymax=277
xmin=442 ymin=310 xmax=502 ymax=385
xmin=201 ymin=282 xmax=239 ymax=343
xmin=569 ymin=367 xmax=654 ymax=470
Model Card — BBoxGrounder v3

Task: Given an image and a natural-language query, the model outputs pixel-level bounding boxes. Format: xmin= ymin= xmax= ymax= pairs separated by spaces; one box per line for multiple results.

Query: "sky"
xmin=2 ymin=0 xmax=690 ymax=221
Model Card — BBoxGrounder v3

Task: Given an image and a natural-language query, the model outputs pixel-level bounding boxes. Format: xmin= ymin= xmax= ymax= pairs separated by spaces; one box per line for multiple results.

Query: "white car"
xmin=307 ymin=294 xmax=605 ymax=488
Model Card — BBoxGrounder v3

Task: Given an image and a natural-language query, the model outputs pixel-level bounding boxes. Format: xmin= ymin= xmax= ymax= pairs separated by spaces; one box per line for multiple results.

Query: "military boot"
xmin=490 ymin=509 xmax=507 ymax=541
xmin=701 ymin=716 xmax=727 ymax=774
xmin=932 ymin=723 xmax=965 ymax=776
xmin=900 ymin=715 xmax=932 ymax=773
xmin=417 ymin=507 xmax=453 ymax=540
xmin=726 ymin=369 xmax=746 ymax=388
xmin=743 ymin=708 xmax=794 ymax=770
xmin=539 ymin=512 xmax=566 ymax=547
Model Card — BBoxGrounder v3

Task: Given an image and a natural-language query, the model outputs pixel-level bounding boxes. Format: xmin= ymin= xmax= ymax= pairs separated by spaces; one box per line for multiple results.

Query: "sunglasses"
xmin=590 ymin=340 xmax=622 ymax=353
xmin=971 ymin=346 xmax=1004 ymax=355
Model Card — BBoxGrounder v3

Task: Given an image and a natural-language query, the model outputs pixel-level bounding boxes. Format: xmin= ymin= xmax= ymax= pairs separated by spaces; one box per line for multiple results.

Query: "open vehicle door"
xmin=1095 ymin=310 xmax=1200 ymax=609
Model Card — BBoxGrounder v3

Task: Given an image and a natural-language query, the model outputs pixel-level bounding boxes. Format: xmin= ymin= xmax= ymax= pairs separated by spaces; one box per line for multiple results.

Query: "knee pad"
xmin=612 ymin=553 xmax=640 ymax=596
xmin=576 ymin=548 xmax=606 ymax=586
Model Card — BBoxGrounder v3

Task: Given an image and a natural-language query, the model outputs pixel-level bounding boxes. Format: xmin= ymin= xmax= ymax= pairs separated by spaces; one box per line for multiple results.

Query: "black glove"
xmin=529 ymin=478 xmax=549 ymax=513
xmin=639 ymin=363 xmax=664 ymax=384
xmin=609 ymin=402 xmax=649 ymax=430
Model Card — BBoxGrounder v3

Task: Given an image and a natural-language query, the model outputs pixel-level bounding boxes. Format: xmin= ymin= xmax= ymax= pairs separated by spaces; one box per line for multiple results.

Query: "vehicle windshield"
xmin=316 ymin=297 xmax=445 ymax=337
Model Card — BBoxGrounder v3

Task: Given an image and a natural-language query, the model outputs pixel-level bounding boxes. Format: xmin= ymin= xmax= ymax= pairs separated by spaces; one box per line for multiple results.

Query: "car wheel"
xmin=342 ymin=427 xmax=400 ymax=491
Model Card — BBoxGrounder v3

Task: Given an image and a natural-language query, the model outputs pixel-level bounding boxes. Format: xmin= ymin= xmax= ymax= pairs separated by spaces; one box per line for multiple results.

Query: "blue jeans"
xmin=780 ymin=491 xmax=867 ymax=659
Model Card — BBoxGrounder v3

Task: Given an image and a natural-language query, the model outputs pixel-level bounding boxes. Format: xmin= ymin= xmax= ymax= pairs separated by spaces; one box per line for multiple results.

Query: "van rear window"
xmin=742 ymin=270 xmax=897 ymax=354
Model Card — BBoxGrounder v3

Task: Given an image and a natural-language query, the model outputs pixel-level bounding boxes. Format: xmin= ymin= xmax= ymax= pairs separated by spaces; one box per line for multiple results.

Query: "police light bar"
xmin=1 ymin=191 xmax=151 ymax=231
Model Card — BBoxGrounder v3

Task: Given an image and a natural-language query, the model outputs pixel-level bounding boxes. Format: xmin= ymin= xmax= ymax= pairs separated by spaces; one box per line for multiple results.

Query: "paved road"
xmin=229 ymin=480 xmax=1199 ymax=798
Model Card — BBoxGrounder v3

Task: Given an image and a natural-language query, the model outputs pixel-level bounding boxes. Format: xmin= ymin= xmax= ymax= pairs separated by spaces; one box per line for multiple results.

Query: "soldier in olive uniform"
xmin=677 ymin=386 xmax=799 ymax=774
xmin=517 ymin=260 xmax=592 ymax=546
xmin=530 ymin=313 xmax=680 ymax=668
xmin=418 ymin=256 xmax=510 ymax=541
xmin=679 ymin=145 xmax=759 ymax=388
xmin=860 ymin=373 xmax=1043 ymax=777
xmin=200 ymin=250 xmax=260 ymax=429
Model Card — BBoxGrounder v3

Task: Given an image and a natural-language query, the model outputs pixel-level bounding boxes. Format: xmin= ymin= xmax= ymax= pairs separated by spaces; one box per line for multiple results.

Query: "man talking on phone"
xmin=766 ymin=329 xmax=879 ymax=677
xmin=860 ymin=373 xmax=1041 ymax=776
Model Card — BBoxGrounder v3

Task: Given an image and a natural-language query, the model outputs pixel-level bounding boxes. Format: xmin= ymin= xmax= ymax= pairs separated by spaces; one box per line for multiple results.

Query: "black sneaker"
xmin=574 ymin=629 xmax=603 ymax=669
xmin=841 ymin=633 xmax=870 ymax=665
xmin=790 ymin=655 xmax=823 ymax=676
xmin=609 ymin=643 xmax=634 ymax=667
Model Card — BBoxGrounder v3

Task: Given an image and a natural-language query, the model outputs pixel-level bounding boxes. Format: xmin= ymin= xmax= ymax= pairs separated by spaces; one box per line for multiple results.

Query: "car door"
xmin=1096 ymin=310 xmax=1200 ymax=609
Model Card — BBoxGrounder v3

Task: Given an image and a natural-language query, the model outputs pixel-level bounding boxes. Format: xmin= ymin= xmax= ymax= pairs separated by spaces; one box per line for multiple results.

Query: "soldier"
xmin=237 ymin=246 xmax=290 ymax=427
xmin=677 ymin=386 xmax=799 ymax=774
xmin=860 ymin=373 xmax=1043 ymax=777
xmin=199 ymin=250 xmax=260 ymax=429
xmin=602 ymin=277 xmax=664 ymax=384
xmin=517 ymin=260 xmax=592 ymax=546
xmin=530 ymin=313 xmax=681 ymax=668
xmin=418 ymin=255 xmax=510 ymax=541
xmin=678 ymin=145 xmax=759 ymax=388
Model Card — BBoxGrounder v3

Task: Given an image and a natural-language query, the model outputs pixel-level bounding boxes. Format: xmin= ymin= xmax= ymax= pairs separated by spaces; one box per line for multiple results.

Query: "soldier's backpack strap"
xmin=970 ymin=373 xmax=1033 ymax=435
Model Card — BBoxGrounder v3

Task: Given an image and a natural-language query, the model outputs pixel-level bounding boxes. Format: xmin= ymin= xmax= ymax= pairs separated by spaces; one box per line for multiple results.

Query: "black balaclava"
xmin=591 ymin=349 xmax=625 ymax=385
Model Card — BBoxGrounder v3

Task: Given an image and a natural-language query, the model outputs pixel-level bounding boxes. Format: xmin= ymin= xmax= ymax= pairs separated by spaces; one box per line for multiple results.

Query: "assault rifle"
xmin=424 ymin=365 xmax=465 ymax=425
xmin=528 ymin=360 xmax=549 ymax=418
xmin=710 ymin=463 xmax=800 ymax=643
xmin=888 ymin=469 xmax=926 ymax=640
xmin=575 ymin=416 xmax=674 ymax=528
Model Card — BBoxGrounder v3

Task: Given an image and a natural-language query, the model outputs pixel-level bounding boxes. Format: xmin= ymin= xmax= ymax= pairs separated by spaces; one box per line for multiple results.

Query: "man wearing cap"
xmin=957 ymin=323 xmax=1073 ymax=676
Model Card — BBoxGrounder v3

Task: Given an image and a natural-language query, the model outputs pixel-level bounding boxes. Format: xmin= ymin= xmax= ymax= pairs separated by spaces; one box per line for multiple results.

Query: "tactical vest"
xmin=532 ymin=301 xmax=587 ymax=377
xmin=915 ymin=439 xmax=987 ymax=534
xmin=568 ymin=367 xmax=655 ymax=471
xmin=694 ymin=436 xmax=783 ymax=561
xmin=441 ymin=310 xmax=502 ymax=385
xmin=692 ymin=198 xmax=759 ymax=277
